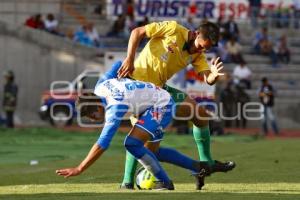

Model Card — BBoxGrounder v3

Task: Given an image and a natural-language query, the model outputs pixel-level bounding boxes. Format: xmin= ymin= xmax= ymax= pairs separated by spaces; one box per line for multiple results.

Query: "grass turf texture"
xmin=0 ymin=128 xmax=299 ymax=200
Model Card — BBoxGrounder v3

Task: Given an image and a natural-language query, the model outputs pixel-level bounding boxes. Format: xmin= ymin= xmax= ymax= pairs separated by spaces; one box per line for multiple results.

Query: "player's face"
xmin=88 ymin=106 xmax=105 ymax=122
xmin=194 ymin=32 xmax=213 ymax=51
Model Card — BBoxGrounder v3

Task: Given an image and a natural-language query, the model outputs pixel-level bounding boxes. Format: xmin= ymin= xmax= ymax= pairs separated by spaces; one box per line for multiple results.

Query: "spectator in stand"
xmin=226 ymin=36 xmax=243 ymax=63
xmin=217 ymin=16 xmax=226 ymax=36
xmin=217 ymin=33 xmax=229 ymax=63
xmin=137 ymin=16 xmax=149 ymax=27
xmin=107 ymin=14 xmax=126 ymax=37
xmin=274 ymin=35 xmax=290 ymax=64
xmin=280 ymin=8 xmax=291 ymax=28
xmin=25 ymin=14 xmax=44 ymax=29
xmin=44 ymin=14 xmax=59 ymax=35
xmin=2 ymin=70 xmax=18 ymax=128
xmin=201 ymin=16 xmax=209 ymax=24
xmin=220 ymin=78 xmax=236 ymax=128
xmin=125 ymin=14 xmax=137 ymax=36
xmin=248 ymin=0 xmax=262 ymax=28
xmin=268 ymin=8 xmax=278 ymax=28
xmin=183 ymin=16 xmax=197 ymax=31
xmin=74 ymin=25 xmax=94 ymax=47
xmin=253 ymin=27 xmax=278 ymax=67
xmin=259 ymin=77 xmax=279 ymax=135
xmin=224 ymin=16 xmax=239 ymax=41
xmin=126 ymin=0 xmax=135 ymax=16
xmin=86 ymin=23 xmax=101 ymax=47
xmin=293 ymin=0 xmax=300 ymax=29
xmin=94 ymin=4 xmax=103 ymax=15
xmin=274 ymin=8 xmax=291 ymax=28
xmin=235 ymin=84 xmax=250 ymax=128
xmin=253 ymin=27 xmax=269 ymax=53
xmin=233 ymin=58 xmax=252 ymax=89
xmin=0 ymin=113 xmax=5 ymax=126
xmin=65 ymin=28 xmax=75 ymax=40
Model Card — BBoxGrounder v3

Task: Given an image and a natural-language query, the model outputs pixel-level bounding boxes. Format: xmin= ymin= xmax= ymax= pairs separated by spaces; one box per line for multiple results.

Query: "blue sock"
xmin=124 ymin=136 xmax=170 ymax=183
xmin=155 ymin=147 xmax=199 ymax=173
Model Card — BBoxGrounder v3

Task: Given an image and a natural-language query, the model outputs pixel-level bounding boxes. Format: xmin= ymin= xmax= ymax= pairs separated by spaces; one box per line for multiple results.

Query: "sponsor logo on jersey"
xmin=103 ymin=80 xmax=124 ymax=101
xmin=150 ymin=107 xmax=166 ymax=123
xmin=161 ymin=41 xmax=178 ymax=62
xmin=137 ymin=119 xmax=145 ymax=125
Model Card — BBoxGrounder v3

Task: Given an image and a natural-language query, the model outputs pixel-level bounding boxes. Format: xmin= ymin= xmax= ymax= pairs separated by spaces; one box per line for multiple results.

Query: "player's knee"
xmin=192 ymin=105 xmax=212 ymax=127
xmin=153 ymin=148 xmax=166 ymax=162
xmin=144 ymin=142 xmax=160 ymax=153
xmin=192 ymin=116 xmax=209 ymax=126
xmin=192 ymin=116 xmax=209 ymax=127
xmin=124 ymin=135 xmax=141 ymax=148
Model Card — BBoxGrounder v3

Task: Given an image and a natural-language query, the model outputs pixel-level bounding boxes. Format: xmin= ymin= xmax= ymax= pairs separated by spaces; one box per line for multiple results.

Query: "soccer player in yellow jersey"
xmin=118 ymin=21 xmax=235 ymax=190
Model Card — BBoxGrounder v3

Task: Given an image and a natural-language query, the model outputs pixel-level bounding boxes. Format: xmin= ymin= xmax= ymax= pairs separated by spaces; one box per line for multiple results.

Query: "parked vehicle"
xmin=39 ymin=70 xmax=101 ymax=127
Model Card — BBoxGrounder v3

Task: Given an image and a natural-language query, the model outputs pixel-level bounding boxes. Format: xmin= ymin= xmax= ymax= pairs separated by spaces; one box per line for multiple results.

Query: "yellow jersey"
xmin=131 ymin=21 xmax=209 ymax=87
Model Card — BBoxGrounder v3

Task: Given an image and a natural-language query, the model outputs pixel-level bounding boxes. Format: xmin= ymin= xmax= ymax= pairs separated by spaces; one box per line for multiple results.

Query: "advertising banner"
xmin=107 ymin=0 xmax=293 ymax=20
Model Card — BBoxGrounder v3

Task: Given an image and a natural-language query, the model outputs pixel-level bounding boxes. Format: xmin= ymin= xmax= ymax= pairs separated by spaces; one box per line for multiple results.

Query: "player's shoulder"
xmin=157 ymin=20 xmax=177 ymax=26
xmin=192 ymin=51 xmax=207 ymax=61
xmin=94 ymin=79 xmax=116 ymax=94
xmin=151 ymin=20 xmax=178 ymax=30
xmin=164 ymin=21 xmax=187 ymax=31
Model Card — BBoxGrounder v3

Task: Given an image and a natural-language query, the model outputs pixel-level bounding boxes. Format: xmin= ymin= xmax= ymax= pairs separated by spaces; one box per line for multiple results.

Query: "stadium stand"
xmin=0 ymin=0 xmax=300 ymax=128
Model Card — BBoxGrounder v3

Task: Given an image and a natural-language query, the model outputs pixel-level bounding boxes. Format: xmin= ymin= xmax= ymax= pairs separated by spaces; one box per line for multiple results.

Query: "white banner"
xmin=107 ymin=0 xmax=293 ymax=20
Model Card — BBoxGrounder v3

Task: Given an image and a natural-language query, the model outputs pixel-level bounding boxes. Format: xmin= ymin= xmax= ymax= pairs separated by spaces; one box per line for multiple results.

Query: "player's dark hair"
xmin=239 ymin=56 xmax=246 ymax=65
xmin=197 ymin=21 xmax=220 ymax=46
xmin=261 ymin=77 xmax=268 ymax=83
xmin=4 ymin=70 xmax=15 ymax=82
xmin=76 ymin=92 xmax=101 ymax=117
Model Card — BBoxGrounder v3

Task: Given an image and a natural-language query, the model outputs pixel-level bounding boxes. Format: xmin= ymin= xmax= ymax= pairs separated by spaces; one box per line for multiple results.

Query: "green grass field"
xmin=0 ymin=128 xmax=299 ymax=200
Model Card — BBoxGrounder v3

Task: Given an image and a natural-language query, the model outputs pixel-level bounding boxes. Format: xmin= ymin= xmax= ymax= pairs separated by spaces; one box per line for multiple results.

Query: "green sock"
xmin=121 ymin=151 xmax=138 ymax=184
xmin=193 ymin=125 xmax=215 ymax=166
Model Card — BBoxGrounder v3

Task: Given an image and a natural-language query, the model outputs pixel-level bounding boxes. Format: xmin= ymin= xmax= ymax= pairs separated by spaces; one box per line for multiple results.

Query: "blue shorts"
xmin=135 ymin=99 xmax=175 ymax=142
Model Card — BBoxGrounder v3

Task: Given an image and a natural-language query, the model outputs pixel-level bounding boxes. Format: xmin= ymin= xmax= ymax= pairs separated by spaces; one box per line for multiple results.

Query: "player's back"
xmin=94 ymin=78 xmax=171 ymax=115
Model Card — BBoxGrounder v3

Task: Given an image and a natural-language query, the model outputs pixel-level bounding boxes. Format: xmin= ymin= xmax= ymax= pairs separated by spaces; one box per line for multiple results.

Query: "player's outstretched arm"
xmin=56 ymin=143 xmax=105 ymax=178
xmin=204 ymin=57 xmax=224 ymax=85
xmin=56 ymin=105 xmax=128 ymax=178
xmin=118 ymin=26 xmax=146 ymax=78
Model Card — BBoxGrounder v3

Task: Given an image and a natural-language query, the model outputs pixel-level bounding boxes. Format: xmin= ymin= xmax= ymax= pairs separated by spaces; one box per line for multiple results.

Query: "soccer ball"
xmin=136 ymin=167 xmax=157 ymax=190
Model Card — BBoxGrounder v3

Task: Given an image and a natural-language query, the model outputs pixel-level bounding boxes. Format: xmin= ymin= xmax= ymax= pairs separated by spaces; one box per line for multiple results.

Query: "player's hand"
xmin=210 ymin=57 xmax=224 ymax=78
xmin=56 ymin=167 xmax=82 ymax=178
xmin=117 ymin=57 xmax=135 ymax=78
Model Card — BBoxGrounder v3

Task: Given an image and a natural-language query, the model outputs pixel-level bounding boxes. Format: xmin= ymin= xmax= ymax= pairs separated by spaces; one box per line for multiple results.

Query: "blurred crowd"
xmin=23 ymin=0 xmax=295 ymax=58
xmin=24 ymin=13 xmax=103 ymax=48
xmin=25 ymin=13 xmax=63 ymax=36
xmin=249 ymin=0 xmax=300 ymax=29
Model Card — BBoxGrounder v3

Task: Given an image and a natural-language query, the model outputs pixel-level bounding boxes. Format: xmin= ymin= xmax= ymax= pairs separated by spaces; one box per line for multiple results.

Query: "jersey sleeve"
xmin=96 ymin=104 xmax=129 ymax=150
xmin=192 ymin=53 xmax=210 ymax=74
xmin=96 ymin=61 xmax=122 ymax=86
xmin=145 ymin=21 xmax=177 ymax=38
